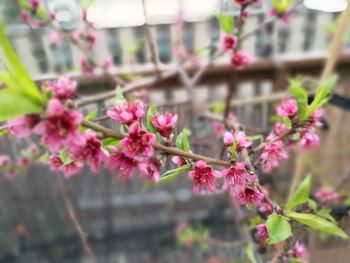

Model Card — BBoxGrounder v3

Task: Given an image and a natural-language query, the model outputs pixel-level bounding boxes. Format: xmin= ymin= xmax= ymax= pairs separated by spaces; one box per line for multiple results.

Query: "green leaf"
xmin=304 ymin=75 xmax=338 ymax=120
xmin=176 ymin=129 xmax=191 ymax=152
xmin=245 ymin=244 xmax=257 ymax=263
xmin=102 ymin=137 xmax=120 ymax=148
xmin=285 ymin=175 xmax=311 ymax=210
xmin=290 ymin=259 xmax=307 ymax=263
xmin=271 ymin=0 xmax=292 ymax=13
xmin=160 ymin=165 xmax=190 ymax=183
xmin=85 ymin=109 xmax=97 ymax=121
xmin=266 ymin=214 xmax=292 ymax=244
xmin=215 ymin=13 xmax=234 ymax=35
xmin=213 ymin=101 xmax=225 ymax=114
xmin=316 ymin=209 xmax=336 ymax=224
xmin=308 ymin=199 xmax=318 ymax=211
xmin=285 ymin=211 xmax=348 ymax=239
xmin=289 ymin=78 xmax=308 ymax=119
xmin=271 ymin=115 xmax=292 ymax=128
xmin=59 ymin=150 xmax=73 ymax=165
xmin=146 ymin=105 xmax=158 ymax=134
xmin=115 ymin=85 xmax=125 ymax=105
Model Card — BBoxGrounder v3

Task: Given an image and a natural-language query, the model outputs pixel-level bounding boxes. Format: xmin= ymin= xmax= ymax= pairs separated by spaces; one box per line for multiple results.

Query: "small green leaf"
xmin=304 ymin=75 xmax=338 ymax=120
xmin=290 ymin=259 xmax=307 ymax=263
xmin=316 ymin=209 xmax=336 ymax=224
xmin=266 ymin=214 xmax=292 ymax=244
xmin=160 ymin=165 xmax=190 ymax=183
xmin=245 ymin=244 xmax=257 ymax=263
xmin=285 ymin=175 xmax=311 ymax=210
xmin=213 ymin=102 xmax=225 ymax=114
xmin=271 ymin=115 xmax=292 ymax=128
xmin=215 ymin=13 xmax=234 ymax=35
xmin=308 ymin=199 xmax=318 ymax=211
xmin=146 ymin=105 xmax=158 ymax=133
xmin=285 ymin=211 xmax=348 ymax=239
xmin=289 ymin=78 xmax=308 ymax=119
xmin=59 ymin=150 xmax=73 ymax=165
xmin=80 ymin=0 xmax=95 ymax=9
xmin=272 ymin=0 xmax=292 ymax=13
xmin=115 ymin=85 xmax=125 ymax=105
xmin=176 ymin=129 xmax=191 ymax=152
xmin=102 ymin=137 xmax=120 ymax=148
xmin=85 ymin=109 xmax=97 ymax=121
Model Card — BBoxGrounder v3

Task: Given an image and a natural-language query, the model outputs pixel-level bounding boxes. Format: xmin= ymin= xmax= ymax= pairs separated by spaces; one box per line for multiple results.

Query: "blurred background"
xmin=0 ymin=0 xmax=350 ymax=262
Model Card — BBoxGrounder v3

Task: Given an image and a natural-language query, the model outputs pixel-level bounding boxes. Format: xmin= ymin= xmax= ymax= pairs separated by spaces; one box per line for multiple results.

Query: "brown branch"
xmin=82 ymin=120 xmax=230 ymax=167
xmin=55 ymin=173 xmax=97 ymax=262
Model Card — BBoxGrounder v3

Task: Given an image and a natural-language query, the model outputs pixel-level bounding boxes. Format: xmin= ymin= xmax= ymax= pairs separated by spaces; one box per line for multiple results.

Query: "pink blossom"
xmin=230 ymin=51 xmax=252 ymax=70
xmin=308 ymin=108 xmax=325 ymax=128
xmin=69 ymin=133 xmax=106 ymax=173
xmin=273 ymin=122 xmax=288 ymax=136
xmin=300 ymin=131 xmax=320 ymax=151
xmin=292 ymin=241 xmax=308 ymax=260
xmin=236 ymin=185 xmax=264 ymax=206
xmin=213 ymin=122 xmax=224 ymax=137
xmin=256 ymin=224 xmax=269 ymax=242
xmin=261 ymin=141 xmax=288 ymax=173
xmin=103 ymin=58 xmax=114 ymax=69
xmin=47 ymin=77 xmax=77 ymax=100
xmin=258 ymin=203 xmax=273 ymax=215
xmin=33 ymin=99 xmax=84 ymax=153
xmin=48 ymin=155 xmax=82 ymax=177
xmin=17 ymin=156 xmax=30 ymax=168
xmin=7 ymin=115 xmax=40 ymax=138
xmin=107 ymin=101 xmax=144 ymax=125
xmin=0 ymin=155 xmax=10 ymax=167
xmin=219 ymin=34 xmax=237 ymax=52
xmin=20 ymin=11 xmax=31 ymax=24
xmin=223 ymin=130 xmax=252 ymax=151
xmin=270 ymin=8 xmax=290 ymax=24
xmin=138 ymin=158 xmax=161 ymax=182
xmin=0 ymin=82 xmax=5 ymax=90
xmin=151 ymin=112 xmax=177 ymax=138
xmin=315 ymin=187 xmax=339 ymax=203
xmin=276 ymin=99 xmax=298 ymax=117
xmin=79 ymin=57 xmax=94 ymax=74
xmin=49 ymin=31 xmax=62 ymax=45
xmin=172 ymin=156 xmax=187 ymax=166
xmin=30 ymin=0 xmax=40 ymax=10
xmin=222 ymin=162 xmax=256 ymax=191
xmin=27 ymin=144 xmax=39 ymax=155
xmin=105 ymin=146 xmax=138 ymax=179
xmin=120 ymin=122 xmax=156 ymax=158
xmin=188 ymin=160 xmax=222 ymax=193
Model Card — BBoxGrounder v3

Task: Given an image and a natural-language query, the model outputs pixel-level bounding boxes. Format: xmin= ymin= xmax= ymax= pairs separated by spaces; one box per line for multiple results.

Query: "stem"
xmin=82 ymin=120 xmax=230 ymax=167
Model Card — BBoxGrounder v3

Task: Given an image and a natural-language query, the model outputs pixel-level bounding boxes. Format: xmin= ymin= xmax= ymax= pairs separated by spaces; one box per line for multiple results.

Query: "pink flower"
xmin=47 ymin=77 xmax=77 ymax=100
xmin=33 ymin=99 xmax=84 ymax=153
xmin=48 ymin=155 xmax=82 ymax=177
xmin=69 ymin=133 xmax=107 ymax=173
xmin=292 ymin=241 xmax=308 ymax=260
xmin=120 ymin=123 xmax=156 ymax=158
xmin=315 ymin=187 xmax=339 ymax=203
xmin=107 ymin=101 xmax=144 ymax=125
xmin=106 ymin=146 xmax=138 ymax=179
xmin=20 ymin=11 xmax=31 ymax=24
xmin=270 ymin=8 xmax=290 ymax=24
xmin=138 ymin=158 xmax=161 ymax=182
xmin=79 ymin=57 xmax=94 ymax=74
xmin=230 ymin=51 xmax=252 ymax=70
xmin=236 ymin=185 xmax=264 ymax=206
xmin=103 ymin=58 xmax=114 ymax=69
xmin=213 ymin=122 xmax=224 ymax=137
xmin=219 ymin=34 xmax=237 ymax=52
xmin=276 ymin=99 xmax=298 ymax=117
xmin=17 ymin=156 xmax=30 ymax=168
xmin=223 ymin=130 xmax=252 ymax=151
xmin=188 ymin=160 xmax=222 ymax=193
xmin=62 ymin=161 xmax=83 ymax=178
xmin=256 ymin=224 xmax=269 ymax=242
xmin=7 ymin=115 xmax=40 ymax=138
xmin=258 ymin=203 xmax=273 ymax=216
xmin=30 ymin=0 xmax=40 ymax=10
xmin=27 ymin=144 xmax=39 ymax=155
xmin=49 ymin=31 xmax=62 ymax=45
xmin=309 ymin=108 xmax=325 ymax=127
xmin=151 ymin=112 xmax=177 ymax=138
xmin=172 ymin=156 xmax=187 ymax=166
xmin=0 ymin=155 xmax=10 ymax=167
xmin=300 ymin=131 xmax=320 ymax=151
xmin=222 ymin=162 xmax=256 ymax=191
xmin=261 ymin=141 xmax=288 ymax=173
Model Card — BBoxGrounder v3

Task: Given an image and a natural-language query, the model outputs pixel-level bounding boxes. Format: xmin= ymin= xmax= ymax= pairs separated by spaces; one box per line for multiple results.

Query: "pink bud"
xmin=151 ymin=112 xmax=177 ymax=138
xmin=230 ymin=51 xmax=252 ymax=70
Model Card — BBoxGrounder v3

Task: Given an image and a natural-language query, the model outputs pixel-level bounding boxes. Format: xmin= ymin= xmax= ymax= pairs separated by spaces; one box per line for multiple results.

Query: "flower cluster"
xmin=20 ymin=0 xmax=55 ymax=29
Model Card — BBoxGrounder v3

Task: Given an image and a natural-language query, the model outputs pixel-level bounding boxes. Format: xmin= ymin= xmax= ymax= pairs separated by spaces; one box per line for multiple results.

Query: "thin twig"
xmin=55 ymin=173 xmax=97 ymax=262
